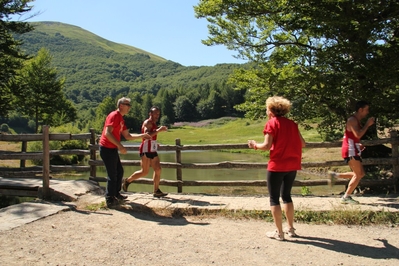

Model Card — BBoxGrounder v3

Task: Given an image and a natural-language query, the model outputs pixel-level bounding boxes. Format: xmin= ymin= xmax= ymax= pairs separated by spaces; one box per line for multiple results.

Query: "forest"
xmin=2 ymin=21 xmax=247 ymax=133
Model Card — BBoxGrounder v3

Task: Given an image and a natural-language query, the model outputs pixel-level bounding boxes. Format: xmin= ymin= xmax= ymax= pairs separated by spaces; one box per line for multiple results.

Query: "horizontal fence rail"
xmin=0 ymin=127 xmax=398 ymax=197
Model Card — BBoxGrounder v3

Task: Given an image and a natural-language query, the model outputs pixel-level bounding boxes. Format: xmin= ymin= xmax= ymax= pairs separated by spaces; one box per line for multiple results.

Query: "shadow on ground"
xmin=293 ymin=235 xmax=399 ymax=260
xmin=116 ymin=201 xmax=210 ymax=226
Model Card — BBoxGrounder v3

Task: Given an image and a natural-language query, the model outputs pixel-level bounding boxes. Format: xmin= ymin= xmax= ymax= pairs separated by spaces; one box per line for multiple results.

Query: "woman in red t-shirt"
xmin=248 ymin=96 xmax=306 ymax=241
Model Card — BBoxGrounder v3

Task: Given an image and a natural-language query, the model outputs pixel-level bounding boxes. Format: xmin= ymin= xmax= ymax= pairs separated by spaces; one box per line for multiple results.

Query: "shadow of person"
xmin=291 ymin=235 xmax=399 ymax=260
xmin=117 ymin=202 xmax=210 ymax=227
xmin=160 ymin=196 xmax=226 ymax=208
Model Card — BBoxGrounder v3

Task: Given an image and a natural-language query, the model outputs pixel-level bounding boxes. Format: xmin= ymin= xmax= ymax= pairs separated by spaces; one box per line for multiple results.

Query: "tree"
xmin=93 ymin=96 xmax=115 ymax=133
xmin=174 ymin=96 xmax=195 ymax=122
xmin=195 ymin=0 xmax=399 ymax=139
xmin=0 ymin=0 xmax=34 ymax=116
xmin=13 ymin=48 xmax=77 ymax=132
xmin=141 ymin=94 xmax=153 ymax=119
xmin=160 ymin=90 xmax=175 ymax=124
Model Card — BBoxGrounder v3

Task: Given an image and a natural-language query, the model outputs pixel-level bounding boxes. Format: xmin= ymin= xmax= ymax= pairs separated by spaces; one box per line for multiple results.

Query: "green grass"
xmin=32 ymin=22 xmax=166 ymax=61
xmin=160 ymin=118 xmax=323 ymax=145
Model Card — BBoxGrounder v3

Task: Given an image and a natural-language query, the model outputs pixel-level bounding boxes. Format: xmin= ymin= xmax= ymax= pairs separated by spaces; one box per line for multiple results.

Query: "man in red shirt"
xmin=99 ymin=97 xmax=150 ymax=208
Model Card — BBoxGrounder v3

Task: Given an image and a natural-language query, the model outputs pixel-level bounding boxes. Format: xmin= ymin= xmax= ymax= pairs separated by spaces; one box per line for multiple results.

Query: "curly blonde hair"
xmin=266 ymin=96 xmax=291 ymax=117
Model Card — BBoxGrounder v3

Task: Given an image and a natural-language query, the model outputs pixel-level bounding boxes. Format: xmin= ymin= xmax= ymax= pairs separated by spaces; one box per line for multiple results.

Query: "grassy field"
xmin=160 ymin=117 xmax=324 ymax=145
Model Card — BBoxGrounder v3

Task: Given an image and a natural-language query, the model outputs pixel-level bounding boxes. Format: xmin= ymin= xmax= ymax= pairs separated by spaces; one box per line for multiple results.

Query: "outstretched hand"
xmin=158 ymin=126 xmax=168 ymax=132
xmin=142 ymin=133 xmax=151 ymax=139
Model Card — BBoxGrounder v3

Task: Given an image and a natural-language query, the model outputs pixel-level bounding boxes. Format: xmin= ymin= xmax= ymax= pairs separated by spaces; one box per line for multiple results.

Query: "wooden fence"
xmin=0 ymin=127 xmax=398 ymax=198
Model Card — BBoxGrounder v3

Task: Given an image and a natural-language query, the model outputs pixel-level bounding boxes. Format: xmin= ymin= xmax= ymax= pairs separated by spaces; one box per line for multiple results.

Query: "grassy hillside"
xmin=31 ymin=22 xmax=166 ymax=61
xmin=18 ymin=21 xmax=243 ymax=106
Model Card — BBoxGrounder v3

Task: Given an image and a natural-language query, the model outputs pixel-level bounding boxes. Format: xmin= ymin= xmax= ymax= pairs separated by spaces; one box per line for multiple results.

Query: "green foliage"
xmin=0 ymin=123 xmax=9 ymax=133
xmin=195 ymin=0 xmax=399 ymax=140
xmin=93 ymin=96 xmax=116 ymax=133
xmin=12 ymin=48 xmax=77 ymax=132
xmin=160 ymin=116 xmax=172 ymax=128
xmin=0 ymin=0 xmax=34 ymax=117
xmin=28 ymin=123 xmax=88 ymax=165
xmin=174 ymin=96 xmax=195 ymax=121
xmin=12 ymin=22 xmax=246 ymax=131
xmin=301 ymin=186 xmax=312 ymax=196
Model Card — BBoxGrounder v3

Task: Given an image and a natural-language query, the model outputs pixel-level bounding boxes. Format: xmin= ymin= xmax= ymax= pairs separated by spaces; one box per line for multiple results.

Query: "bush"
xmin=28 ymin=123 xmax=89 ymax=165
xmin=1 ymin=123 xmax=10 ymax=133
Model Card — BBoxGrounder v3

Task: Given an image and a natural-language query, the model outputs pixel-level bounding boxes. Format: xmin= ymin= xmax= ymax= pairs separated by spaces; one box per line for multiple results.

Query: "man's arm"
xmin=347 ymin=116 xmax=375 ymax=139
xmin=143 ymin=120 xmax=168 ymax=137
xmin=121 ymin=130 xmax=151 ymax=141
xmin=104 ymin=126 xmax=126 ymax=153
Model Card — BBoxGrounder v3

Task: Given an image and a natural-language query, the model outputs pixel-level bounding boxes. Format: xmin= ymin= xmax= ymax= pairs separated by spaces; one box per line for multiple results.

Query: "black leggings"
xmin=267 ymin=171 xmax=297 ymax=206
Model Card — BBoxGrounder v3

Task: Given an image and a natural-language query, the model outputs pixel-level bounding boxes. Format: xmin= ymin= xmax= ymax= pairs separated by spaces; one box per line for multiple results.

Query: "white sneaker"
xmin=285 ymin=227 xmax=297 ymax=237
xmin=266 ymin=230 xmax=285 ymax=241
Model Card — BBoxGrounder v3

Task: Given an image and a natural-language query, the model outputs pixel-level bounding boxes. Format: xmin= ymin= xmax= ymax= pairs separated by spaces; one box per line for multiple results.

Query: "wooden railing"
xmin=88 ymin=129 xmax=399 ymax=193
xmin=1 ymin=127 xmax=398 ymax=197
xmin=0 ymin=126 xmax=91 ymax=198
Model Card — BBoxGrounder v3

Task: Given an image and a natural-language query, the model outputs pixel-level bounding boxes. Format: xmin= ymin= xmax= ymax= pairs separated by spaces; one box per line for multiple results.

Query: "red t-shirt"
xmin=99 ymin=111 xmax=127 ymax=149
xmin=263 ymin=116 xmax=302 ymax=171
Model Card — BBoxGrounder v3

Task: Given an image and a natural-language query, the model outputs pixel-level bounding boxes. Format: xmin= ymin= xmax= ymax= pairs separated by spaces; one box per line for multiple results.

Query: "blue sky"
xmin=18 ymin=0 xmax=246 ymax=67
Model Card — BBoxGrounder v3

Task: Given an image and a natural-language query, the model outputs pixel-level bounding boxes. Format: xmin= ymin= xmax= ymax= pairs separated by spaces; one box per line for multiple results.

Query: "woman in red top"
xmin=248 ymin=96 xmax=306 ymax=241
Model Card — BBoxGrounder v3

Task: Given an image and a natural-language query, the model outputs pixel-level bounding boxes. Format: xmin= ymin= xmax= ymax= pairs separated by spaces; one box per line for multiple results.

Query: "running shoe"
xmin=116 ymin=193 xmax=128 ymax=201
xmin=341 ymin=196 xmax=359 ymax=205
xmin=122 ymin=178 xmax=130 ymax=192
xmin=106 ymin=196 xmax=120 ymax=209
xmin=153 ymin=189 xmax=168 ymax=198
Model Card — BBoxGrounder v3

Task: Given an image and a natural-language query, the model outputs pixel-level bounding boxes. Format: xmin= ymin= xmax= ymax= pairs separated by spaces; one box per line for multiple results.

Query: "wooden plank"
xmin=49 ymin=149 xmax=90 ymax=156
xmin=0 ymin=152 xmax=42 ymax=160
xmin=0 ymin=134 xmax=42 ymax=141
xmin=50 ymin=165 xmax=90 ymax=172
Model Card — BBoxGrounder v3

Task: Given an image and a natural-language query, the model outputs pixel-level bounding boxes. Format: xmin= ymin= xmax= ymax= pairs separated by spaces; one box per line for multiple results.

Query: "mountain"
xmin=18 ymin=22 xmax=242 ymax=109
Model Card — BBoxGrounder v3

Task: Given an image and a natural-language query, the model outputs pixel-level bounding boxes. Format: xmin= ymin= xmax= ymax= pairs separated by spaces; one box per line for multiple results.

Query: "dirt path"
xmin=0 ymin=208 xmax=398 ymax=266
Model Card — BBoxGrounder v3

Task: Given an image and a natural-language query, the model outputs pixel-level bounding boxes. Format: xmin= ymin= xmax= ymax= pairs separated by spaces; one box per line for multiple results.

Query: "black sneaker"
xmin=122 ymin=178 xmax=130 ymax=192
xmin=106 ymin=196 xmax=120 ymax=209
xmin=153 ymin=189 xmax=168 ymax=198
xmin=116 ymin=193 xmax=128 ymax=201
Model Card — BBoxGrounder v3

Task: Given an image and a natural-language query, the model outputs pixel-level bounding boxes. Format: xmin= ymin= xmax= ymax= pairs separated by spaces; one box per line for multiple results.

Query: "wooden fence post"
xmin=390 ymin=130 xmax=398 ymax=193
xmin=42 ymin=125 xmax=50 ymax=199
xmin=20 ymin=140 xmax=27 ymax=168
xmin=89 ymin=128 xmax=97 ymax=180
xmin=175 ymin=138 xmax=182 ymax=193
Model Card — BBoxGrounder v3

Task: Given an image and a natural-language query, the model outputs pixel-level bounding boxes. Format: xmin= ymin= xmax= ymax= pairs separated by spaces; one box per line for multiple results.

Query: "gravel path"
xmin=0 ymin=207 xmax=398 ymax=266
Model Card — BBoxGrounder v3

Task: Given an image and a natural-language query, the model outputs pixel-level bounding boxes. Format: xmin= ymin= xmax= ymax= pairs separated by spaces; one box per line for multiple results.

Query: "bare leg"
xmin=344 ymin=160 xmax=365 ymax=197
xmin=151 ymin=156 xmax=162 ymax=192
xmin=336 ymin=172 xmax=355 ymax=179
xmin=270 ymin=205 xmax=283 ymax=235
xmin=283 ymin=202 xmax=294 ymax=230
xmin=126 ymin=156 xmax=151 ymax=183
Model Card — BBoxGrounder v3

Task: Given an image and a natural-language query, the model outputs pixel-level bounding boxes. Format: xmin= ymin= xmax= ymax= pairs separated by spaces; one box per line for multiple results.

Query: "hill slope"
xmin=18 ymin=22 xmax=242 ymax=107
xmin=29 ymin=22 xmax=167 ymax=61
